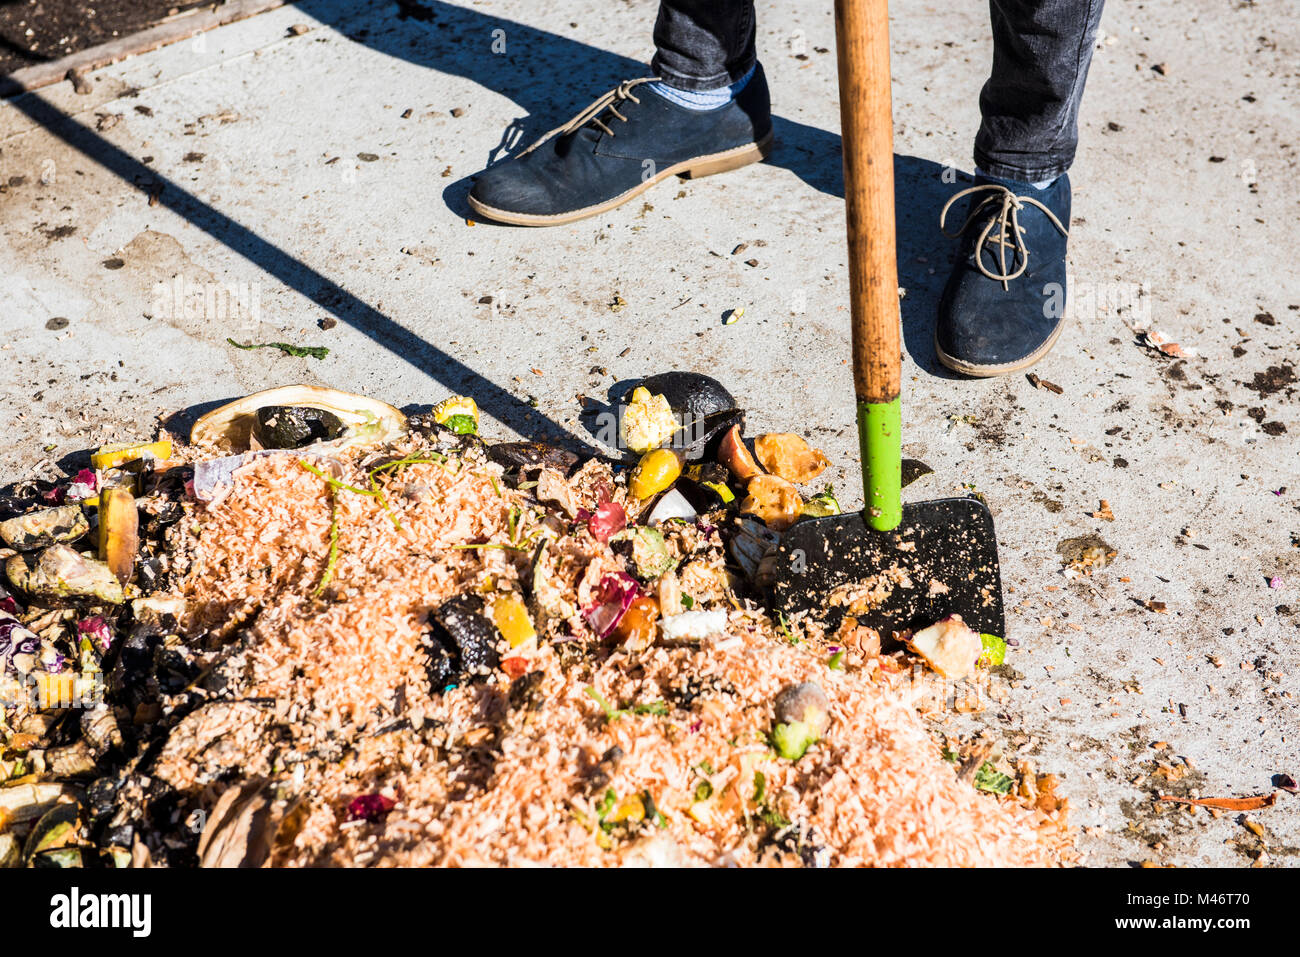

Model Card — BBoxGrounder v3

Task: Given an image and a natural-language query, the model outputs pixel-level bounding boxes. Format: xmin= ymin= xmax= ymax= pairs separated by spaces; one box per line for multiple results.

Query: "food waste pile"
xmin=0 ymin=373 xmax=1073 ymax=867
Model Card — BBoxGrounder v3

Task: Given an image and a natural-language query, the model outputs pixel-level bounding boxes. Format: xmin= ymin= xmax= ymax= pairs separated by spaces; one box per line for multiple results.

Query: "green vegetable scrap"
xmin=759 ymin=806 xmax=791 ymax=830
xmin=313 ymin=496 xmax=341 ymax=597
xmin=226 ymin=338 xmax=329 ymax=360
xmin=771 ymin=720 xmax=817 ymax=761
xmin=630 ymin=526 xmax=676 ymax=579
xmin=641 ymin=791 xmax=667 ymax=829
xmin=441 ymin=414 xmax=477 ymax=435
xmin=775 ymin=611 xmax=799 ymax=646
xmin=973 ymin=761 xmax=1014 ymax=796
xmin=752 ymin=771 xmax=766 ymax=804
xmin=801 ymin=486 xmax=842 ymax=518
xmin=584 ymin=686 xmax=667 ymax=722
xmin=978 ymin=632 xmax=1007 ymax=667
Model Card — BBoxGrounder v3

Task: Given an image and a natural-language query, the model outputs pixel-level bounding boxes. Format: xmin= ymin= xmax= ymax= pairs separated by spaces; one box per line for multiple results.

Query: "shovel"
xmin=770 ymin=0 xmax=1006 ymax=641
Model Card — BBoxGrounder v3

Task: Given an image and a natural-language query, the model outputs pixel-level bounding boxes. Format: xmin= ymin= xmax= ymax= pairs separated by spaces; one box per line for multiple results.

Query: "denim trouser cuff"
xmin=972 ymin=147 xmax=1074 ymax=187
xmin=651 ymin=53 xmax=757 ymax=92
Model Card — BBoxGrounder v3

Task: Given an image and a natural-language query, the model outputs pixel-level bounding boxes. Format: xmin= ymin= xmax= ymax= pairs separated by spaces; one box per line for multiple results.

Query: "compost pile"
xmin=0 ymin=375 xmax=1073 ymax=867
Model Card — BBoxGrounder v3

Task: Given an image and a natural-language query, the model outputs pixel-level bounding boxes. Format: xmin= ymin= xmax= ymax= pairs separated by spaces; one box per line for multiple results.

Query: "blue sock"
xmin=649 ymin=63 xmax=756 ymax=111
xmin=977 ymin=167 xmax=1057 ymax=190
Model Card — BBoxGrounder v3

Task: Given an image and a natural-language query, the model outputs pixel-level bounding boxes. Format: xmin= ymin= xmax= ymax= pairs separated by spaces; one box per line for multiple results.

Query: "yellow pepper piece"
xmin=90 ymin=439 xmax=172 ymax=470
xmin=629 ymin=448 xmax=682 ymax=501
xmin=688 ymin=797 xmax=722 ymax=828
xmin=433 ymin=396 xmax=479 ymax=434
xmin=490 ymin=595 xmax=536 ymax=648
xmin=605 ymin=794 xmax=645 ymax=825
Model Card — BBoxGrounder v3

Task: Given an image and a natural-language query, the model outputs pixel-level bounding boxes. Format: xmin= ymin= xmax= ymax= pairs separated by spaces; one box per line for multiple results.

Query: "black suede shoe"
xmin=468 ymin=67 xmax=773 ymax=226
xmin=935 ymin=173 xmax=1072 ymax=376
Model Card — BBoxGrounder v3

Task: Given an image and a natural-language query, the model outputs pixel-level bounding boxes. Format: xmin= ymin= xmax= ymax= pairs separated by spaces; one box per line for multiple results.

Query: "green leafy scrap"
xmin=974 ymin=761 xmax=1014 ymax=796
xmin=226 ymin=338 xmax=328 ymax=360
xmin=584 ymin=686 xmax=667 ymax=722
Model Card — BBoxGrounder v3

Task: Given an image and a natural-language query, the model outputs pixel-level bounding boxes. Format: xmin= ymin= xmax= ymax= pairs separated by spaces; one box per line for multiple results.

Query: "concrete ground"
xmin=1 ymin=0 xmax=1296 ymax=866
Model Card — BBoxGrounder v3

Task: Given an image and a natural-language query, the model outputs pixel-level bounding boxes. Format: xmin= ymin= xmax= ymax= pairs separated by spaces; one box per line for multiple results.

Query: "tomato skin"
xmin=502 ymin=656 xmax=530 ymax=679
xmin=612 ymin=596 xmax=660 ymax=648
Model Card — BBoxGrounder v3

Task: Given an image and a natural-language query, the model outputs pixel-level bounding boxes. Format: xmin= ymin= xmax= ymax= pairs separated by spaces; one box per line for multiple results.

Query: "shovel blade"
xmin=771 ymin=496 xmax=1005 ymax=639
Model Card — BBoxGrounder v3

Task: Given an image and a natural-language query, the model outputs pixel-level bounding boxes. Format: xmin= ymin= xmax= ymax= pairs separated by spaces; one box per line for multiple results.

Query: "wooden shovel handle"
xmin=834 ymin=0 xmax=900 ymax=404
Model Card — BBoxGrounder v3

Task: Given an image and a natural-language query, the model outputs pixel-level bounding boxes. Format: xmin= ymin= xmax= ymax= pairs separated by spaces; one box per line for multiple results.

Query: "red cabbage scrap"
xmin=588 ymin=501 xmax=626 ymax=543
xmin=0 ymin=611 xmax=40 ymax=675
xmin=65 ymin=469 xmax=99 ymax=502
xmin=77 ymin=616 xmax=114 ymax=652
xmin=346 ymin=793 xmax=396 ymax=822
xmin=583 ymin=572 xmax=639 ymax=639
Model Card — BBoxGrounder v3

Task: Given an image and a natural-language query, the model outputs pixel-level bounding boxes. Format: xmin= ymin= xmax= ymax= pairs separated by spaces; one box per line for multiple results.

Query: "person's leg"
xmin=974 ymin=0 xmax=1106 ymax=184
xmin=468 ymin=0 xmax=770 ymax=226
xmin=650 ymin=0 xmax=757 ymax=93
xmin=934 ymin=0 xmax=1106 ymax=377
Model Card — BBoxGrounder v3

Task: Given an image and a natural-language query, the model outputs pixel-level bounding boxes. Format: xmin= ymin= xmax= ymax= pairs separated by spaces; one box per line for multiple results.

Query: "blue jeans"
xmin=651 ymin=0 xmax=1106 ymax=182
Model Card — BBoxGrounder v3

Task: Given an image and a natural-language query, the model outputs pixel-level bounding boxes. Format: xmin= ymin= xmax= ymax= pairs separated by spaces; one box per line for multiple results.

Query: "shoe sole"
xmin=933 ymin=320 xmax=1066 ymax=378
xmin=467 ymin=130 xmax=775 ymax=227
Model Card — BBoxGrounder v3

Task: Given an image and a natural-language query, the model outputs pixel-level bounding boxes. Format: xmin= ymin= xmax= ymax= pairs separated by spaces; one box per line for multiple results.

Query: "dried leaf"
xmin=198 ymin=780 xmax=272 ymax=868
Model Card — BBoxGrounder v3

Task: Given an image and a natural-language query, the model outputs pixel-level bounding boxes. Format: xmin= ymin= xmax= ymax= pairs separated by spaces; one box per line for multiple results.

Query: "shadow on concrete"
xmin=6 ymin=89 xmax=593 ymax=452
xmin=6 ymin=0 xmax=963 ymax=456
xmin=297 ymin=0 xmax=959 ymax=371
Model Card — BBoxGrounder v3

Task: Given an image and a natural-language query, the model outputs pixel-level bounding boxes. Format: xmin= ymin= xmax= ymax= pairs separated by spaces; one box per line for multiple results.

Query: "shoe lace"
xmin=939 ymin=183 xmax=1069 ymax=290
xmin=519 ymin=77 xmax=661 ymax=157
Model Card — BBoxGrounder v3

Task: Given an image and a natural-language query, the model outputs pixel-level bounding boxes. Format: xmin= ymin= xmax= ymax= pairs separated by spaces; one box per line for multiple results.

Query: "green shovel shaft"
xmin=858 ymin=397 xmax=902 ymax=530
